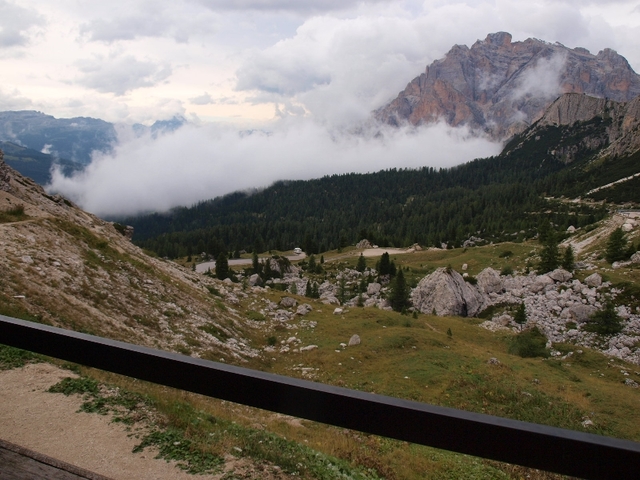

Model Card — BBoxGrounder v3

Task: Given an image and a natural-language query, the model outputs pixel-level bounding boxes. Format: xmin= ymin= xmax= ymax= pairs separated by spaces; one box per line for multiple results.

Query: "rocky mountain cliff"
xmin=501 ymin=92 xmax=640 ymax=165
xmin=0 ymin=149 xmax=258 ymax=362
xmin=375 ymin=32 xmax=640 ymax=140
xmin=537 ymin=93 xmax=640 ymax=158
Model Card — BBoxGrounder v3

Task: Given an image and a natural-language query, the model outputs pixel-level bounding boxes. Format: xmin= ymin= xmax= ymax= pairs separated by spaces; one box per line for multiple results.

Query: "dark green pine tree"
xmin=378 ymin=252 xmax=392 ymax=276
xmin=561 ymin=245 xmax=575 ymax=272
xmin=584 ymin=302 xmax=623 ymax=335
xmin=538 ymin=230 xmax=559 ymax=273
xmin=215 ymin=252 xmax=229 ymax=280
xmin=263 ymin=257 xmax=273 ymax=280
xmin=513 ymin=303 xmax=527 ymax=330
xmin=338 ymin=277 xmax=348 ymax=304
xmin=305 ymin=280 xmax=312 ymax=298
xmin=389 ymin=269 xmax=410 ymax=312
xmin=356 ymin=253 xmax=366 ymax=273
xmin=252 ymin=251 xmax=262 ymax=275
xmin=605 ymin=228 xmax=628 ymax=263
xmin=308 ymin=254 xmax=317 ymax=272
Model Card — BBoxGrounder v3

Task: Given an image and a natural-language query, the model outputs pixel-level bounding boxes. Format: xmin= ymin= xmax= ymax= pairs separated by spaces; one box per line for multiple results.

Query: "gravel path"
xmin=0 ymin=363 xmax=222 ymax=479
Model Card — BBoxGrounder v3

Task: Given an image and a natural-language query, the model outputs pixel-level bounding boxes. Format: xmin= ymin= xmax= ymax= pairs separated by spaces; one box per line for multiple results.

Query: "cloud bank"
xmin=48 ymin=120 xmax=501 ymax=217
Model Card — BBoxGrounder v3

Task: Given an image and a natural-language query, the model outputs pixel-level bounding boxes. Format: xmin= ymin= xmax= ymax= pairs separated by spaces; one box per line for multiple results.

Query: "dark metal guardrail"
xmin=2 ymin=314 xmax=640 ymax=479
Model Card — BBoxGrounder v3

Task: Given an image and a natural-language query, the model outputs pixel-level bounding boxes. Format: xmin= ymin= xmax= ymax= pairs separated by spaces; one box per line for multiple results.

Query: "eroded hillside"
xmin=0 ymin=151 xmax=258 ymax=362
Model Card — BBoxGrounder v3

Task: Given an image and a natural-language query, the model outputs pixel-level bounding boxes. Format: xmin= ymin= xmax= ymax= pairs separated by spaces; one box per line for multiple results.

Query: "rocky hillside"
xmin=375 ymin=32 xmax=640 ymax=140
xmin=411 ymin=258 xmax=640 ymax=364
xmin=528 ymin=92 xmax=640 ymax=159
xmin=0 ymin=149 xmax=259 ymax=362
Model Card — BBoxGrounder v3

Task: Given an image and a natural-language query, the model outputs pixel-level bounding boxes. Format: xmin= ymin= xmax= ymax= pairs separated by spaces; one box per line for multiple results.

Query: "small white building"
xmin=293 ymin=247 xmax=302 ymax=255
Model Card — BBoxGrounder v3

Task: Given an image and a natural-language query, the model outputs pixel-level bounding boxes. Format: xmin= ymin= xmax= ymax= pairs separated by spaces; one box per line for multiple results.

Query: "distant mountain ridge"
xmin=375 ymin=32 xmax=640 ymax=140
xmin=0 ymin=111 xmax=117 ymax=164
xmin=0 ymin=141 xmax=81 ymax=185
xmin=0 ymin=111 xmax=186 ymax=166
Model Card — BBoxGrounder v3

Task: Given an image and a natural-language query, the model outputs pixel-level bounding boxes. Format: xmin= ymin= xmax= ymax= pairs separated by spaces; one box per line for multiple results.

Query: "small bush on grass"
xmin=500 ymin=265 xmax=514 ymax=276
xmin=508 ymin=327 xmax=549 ymax=358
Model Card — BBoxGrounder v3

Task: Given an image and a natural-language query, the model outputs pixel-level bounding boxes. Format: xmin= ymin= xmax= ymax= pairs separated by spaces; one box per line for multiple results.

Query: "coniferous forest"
xmin=124 ymin=120 xmax=639 ymax=259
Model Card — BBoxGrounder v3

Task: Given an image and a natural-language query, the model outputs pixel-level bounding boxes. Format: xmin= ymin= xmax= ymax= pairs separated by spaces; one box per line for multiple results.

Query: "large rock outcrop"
xmin=375 ymin=32 xmax=640 ymax=140
xmin=411 ymin=267 xmax=485 ymax=316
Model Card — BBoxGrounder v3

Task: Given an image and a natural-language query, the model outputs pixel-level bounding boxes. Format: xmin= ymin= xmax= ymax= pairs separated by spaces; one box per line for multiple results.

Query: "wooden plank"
xmin=0 ymin=439 xmax=111 ymax=480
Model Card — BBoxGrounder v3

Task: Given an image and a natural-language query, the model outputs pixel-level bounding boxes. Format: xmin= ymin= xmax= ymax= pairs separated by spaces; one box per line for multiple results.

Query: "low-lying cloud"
xmin=48 ymin=120 xmax=501 ymax=218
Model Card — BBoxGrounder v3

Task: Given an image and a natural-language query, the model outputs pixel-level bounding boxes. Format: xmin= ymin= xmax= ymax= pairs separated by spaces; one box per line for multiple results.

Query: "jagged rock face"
xmin=375 ymin=32 xmax=640 ymax=140
xmin=411 ymin=267 xmax=485 ymax=317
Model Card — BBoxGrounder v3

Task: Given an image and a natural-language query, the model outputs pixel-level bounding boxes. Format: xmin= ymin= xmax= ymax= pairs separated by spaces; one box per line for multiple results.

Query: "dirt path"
xmin=0 ymin=363 xmax=282 ymax=480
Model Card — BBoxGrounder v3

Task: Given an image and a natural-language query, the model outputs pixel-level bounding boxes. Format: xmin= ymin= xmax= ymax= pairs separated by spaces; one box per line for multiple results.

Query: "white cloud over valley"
xmin=48 ymin=120 xmax=501 ymax=217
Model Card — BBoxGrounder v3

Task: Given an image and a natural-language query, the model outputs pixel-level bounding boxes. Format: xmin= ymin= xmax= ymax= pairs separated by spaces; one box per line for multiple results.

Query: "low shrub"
xmin=508 ymin=327 xmax=549 ymax=358
xmin=500 ymin=265 xmax=514 ymax=276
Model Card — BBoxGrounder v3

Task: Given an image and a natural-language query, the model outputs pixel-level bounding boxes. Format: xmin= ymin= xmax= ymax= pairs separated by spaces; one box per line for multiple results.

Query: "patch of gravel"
xmin=0 ymin=363 xmax=293 ymax=480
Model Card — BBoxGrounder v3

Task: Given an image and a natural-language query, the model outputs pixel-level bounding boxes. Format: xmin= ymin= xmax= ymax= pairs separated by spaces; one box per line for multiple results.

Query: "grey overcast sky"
xmin=4 ymin=0 xmax=640 ymax=216
xmin=2 ymin=0 xmax=640 ymax=126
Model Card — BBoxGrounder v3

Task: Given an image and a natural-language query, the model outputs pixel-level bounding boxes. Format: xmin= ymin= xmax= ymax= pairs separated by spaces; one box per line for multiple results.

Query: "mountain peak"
xmin=375 ymin=33 xmax=640 ymax=140
xmin=481 ymin=31 xmax=512 ymax=46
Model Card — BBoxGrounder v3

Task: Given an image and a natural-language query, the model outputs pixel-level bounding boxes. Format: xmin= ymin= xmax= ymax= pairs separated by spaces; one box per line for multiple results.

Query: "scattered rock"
xmin=625 ymin=378 xmax=639 ymax=388
xmin=348 ymin=334 xmax=361 ymax=346
xmin=631 ymin=252 xmax=640 ymax=264
xmin=356 ymin=239 xmax=372 ymax=249
xmin=567 ymin=226 xmax=576 ymax=233
xmin=333 ymin=307 xmax=344 ymax=315
xmin=367 ymin=283 xmax=382 ymax=296
xmin=476 ymin=267 xmax=503 ymax=294
xmin=479 ymin=320 xmax=512 ymax=332
xmin=529 ymin=274 xmax=554 ymax=293
xmin=584 ymin=273 xmax=602 ymax=288
xmin=296 ymin=304 xmax=312 ymax=316
xmin=248 ymin=274 xmax=263 ymax=287
xmin=548 ymin=269 xmax=573 ymax=283
xmin=487 ymin=357 xmax=501 ymax=365
xmin=567 ymin=304 xmax=598 ymax=322
xmin=581 ymin=418 xmax=594 ymax=428
xmin=300 ymin=345 xmax=318 ymax=352
xmin=21 ymin=255 xmax=33 ymax=264
xmin=493 ymin=314 xmax=512 ymax=326
xmin=280 ymin=297 xmax=297 ymax=308
xmin=462 ymin=263 xmax=468 ymax=271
